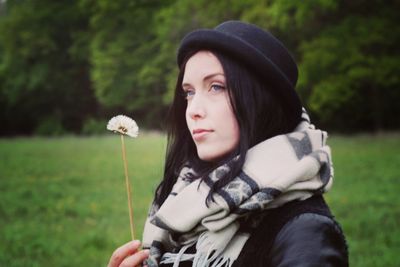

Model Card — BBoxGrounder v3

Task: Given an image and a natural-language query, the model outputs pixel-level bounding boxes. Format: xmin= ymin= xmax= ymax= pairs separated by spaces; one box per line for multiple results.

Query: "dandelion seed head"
xmin=107 ymin=115 xmax=139 ymax=138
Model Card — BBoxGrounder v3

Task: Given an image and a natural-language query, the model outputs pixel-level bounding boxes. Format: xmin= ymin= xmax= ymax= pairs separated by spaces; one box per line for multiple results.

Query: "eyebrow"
xmin=182 ymin=73 xmax=225 ymax=88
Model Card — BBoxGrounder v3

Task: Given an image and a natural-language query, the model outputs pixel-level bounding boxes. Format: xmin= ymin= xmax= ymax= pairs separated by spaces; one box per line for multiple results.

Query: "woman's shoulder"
xmin=234 ymin=195 xmax=348 ymax=266
xmin=268 ymin=212 xmax=348 ymax=267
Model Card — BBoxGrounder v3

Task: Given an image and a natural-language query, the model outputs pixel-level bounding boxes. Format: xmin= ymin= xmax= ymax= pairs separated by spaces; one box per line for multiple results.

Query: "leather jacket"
xmin=233 ymin=195 xmax=349 ymax=266
xmin=233 ymin=213 xmax=349 ymax=266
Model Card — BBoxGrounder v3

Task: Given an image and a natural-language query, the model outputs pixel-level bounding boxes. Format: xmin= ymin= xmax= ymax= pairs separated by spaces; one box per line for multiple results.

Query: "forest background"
xmin=0 ymin=0 xmax=399 ymax=136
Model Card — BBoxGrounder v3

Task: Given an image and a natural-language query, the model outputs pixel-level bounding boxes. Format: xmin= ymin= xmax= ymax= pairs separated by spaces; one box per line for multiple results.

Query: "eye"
xmin=182 ymin=88 xmax=195 ymax=100
xmin=210 ymin=84 xmax=225 ymax=92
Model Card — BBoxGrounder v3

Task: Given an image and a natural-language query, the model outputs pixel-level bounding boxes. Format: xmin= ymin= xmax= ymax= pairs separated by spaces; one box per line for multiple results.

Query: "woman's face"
xmin=183 ymin=51 xmax=240 ymax=162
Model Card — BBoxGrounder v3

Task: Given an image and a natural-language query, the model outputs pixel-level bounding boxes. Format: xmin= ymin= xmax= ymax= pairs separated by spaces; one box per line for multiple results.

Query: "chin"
xmin=196 ymin=148 xmax=217 ymax=162
xmin=197 ymin=153 xmax=217 ymax=162
xmin=197 ymin=148 xmax=229 ymax=162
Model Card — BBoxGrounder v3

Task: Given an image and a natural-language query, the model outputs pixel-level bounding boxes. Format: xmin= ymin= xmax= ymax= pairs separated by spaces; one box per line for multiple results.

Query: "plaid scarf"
xmin=143 ymin=110 xmax=333 ymax=267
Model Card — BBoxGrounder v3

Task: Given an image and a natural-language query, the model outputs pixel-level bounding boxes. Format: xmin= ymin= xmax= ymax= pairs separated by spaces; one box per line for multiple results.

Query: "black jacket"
xmin=161 ymin=195 xmax=348 ymax=267
xmin=233 ymin=195 xmax=348 ymax=266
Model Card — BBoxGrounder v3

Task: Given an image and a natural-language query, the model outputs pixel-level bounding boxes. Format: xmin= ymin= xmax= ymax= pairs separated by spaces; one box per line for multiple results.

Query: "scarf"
xmin=143 ymin=110 xmax=333 ymax=267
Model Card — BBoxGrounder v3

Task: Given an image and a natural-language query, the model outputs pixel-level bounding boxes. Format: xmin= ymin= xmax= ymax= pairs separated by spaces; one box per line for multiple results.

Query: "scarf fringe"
xmin=192 ymin=250 xmax=232 ymax=267
xmin=160 ymin=244 xmax=194 ymax=267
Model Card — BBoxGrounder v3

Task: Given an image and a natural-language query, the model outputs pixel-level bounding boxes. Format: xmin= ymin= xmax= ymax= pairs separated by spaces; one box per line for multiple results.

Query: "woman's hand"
xmin=107 ymin=240 xmax=150 ymax=267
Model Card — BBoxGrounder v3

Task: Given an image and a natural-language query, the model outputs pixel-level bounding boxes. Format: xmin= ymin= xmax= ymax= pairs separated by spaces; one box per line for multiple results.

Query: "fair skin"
xmin=107 ymin=240 xmax=149 ymax=267
xmin=108 ymin=50 xmax=240 ymax=266
xmin=183 ymin=50 xmax=240 ymax=161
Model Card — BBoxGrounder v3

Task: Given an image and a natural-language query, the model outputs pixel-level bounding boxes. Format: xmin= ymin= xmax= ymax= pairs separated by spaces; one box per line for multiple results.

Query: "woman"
xmin=108 ymin=21 xmax=348 ymax=267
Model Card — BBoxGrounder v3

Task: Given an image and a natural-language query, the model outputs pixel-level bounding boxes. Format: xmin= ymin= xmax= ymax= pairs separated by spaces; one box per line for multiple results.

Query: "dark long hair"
xmin=154 ymin=49 xmax=298 ymax=206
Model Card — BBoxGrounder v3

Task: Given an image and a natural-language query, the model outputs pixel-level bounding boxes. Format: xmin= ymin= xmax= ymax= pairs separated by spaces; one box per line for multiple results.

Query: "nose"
xmin=187 ymin=93 xmax=206 ymax=120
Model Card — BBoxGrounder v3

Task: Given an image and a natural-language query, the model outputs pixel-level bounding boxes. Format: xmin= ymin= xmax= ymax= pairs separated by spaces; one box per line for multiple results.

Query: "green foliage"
xmin=86 ymin=0 xmax=171 ymax=128
xmin=295 ymin=2 xmax=400 ymax=130
xmin=244 ymin=0 xmax=400 ymax=131
xmin=34 ymin=115 xmax=66 ymax=136
xmin=0 ymin=0 xmax=399 ymax=134
xmin=0 ymin=134 xmax=399 ymax=266
xmin=0 ymin=0 xmax=97 ymax=135
xmin=81 ymin=117 xmax=108 ymax=135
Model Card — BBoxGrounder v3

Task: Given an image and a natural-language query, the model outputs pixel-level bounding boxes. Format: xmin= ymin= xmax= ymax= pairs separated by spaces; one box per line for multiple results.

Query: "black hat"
xmin=177 ymin=21 xmax=302 ymax=126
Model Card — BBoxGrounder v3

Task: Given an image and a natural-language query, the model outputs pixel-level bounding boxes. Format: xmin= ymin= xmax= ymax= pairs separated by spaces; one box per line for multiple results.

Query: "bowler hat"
xmin=177 ymin=21 xmax=302 ymax=127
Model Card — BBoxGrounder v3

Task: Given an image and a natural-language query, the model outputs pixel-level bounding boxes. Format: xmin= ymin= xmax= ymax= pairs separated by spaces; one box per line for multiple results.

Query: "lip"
xmin=192 ymin=129 xmax=213 ymax=141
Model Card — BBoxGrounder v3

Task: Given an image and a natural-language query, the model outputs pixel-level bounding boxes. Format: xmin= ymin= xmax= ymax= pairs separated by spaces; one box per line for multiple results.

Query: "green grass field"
xmin=0 ymin=133 xmax=399 ymax=266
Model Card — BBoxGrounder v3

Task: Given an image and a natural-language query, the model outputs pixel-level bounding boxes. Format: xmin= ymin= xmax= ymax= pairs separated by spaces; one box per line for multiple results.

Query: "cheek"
xmin=185 ymin=107 xmax=190 ymax=125
xmin=216 ymin=105 xmax=240 ymax=148
xmin=224 ymin=115 xmax=240 ymax=146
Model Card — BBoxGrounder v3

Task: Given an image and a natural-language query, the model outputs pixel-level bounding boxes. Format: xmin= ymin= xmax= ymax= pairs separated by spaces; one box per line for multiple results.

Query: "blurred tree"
xmin=84 ymin=0 xmax=255 ymax=128
xmin=0 ymin=0 xmax=398 ymax=134
xmin=83 ymin=0 xmax=172 ymax=129
xmin=243 ymin=0 xmax=400 ymax=131
xmin=0 ymin=0 xmax=98 ymax=135
xmin=300 ymin=14 xmax=400 ymax=131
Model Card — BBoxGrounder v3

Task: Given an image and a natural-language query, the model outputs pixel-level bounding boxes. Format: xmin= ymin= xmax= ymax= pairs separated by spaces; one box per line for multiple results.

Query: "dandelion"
xmin=107 ymin=115 xmax=139 ymax=137
xmin=107 ymin=115 xmax=139 ymax=240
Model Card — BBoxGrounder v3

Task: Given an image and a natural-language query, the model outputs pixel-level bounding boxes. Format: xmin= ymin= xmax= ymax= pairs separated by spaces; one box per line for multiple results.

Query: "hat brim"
xmin=177 ymin=29 xmax=302 ymax=120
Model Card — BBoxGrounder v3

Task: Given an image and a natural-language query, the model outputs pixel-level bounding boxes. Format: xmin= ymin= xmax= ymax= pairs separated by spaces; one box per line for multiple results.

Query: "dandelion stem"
xmin=120 ymin=134 xmax=135 ymax=240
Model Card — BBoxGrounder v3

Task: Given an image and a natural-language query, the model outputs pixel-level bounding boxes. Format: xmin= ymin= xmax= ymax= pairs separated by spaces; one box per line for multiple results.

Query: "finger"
xmin=108 ymin=240 xmax=142 ymax=267
xmin=119 ymin=249 xmax=150 ymax=267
